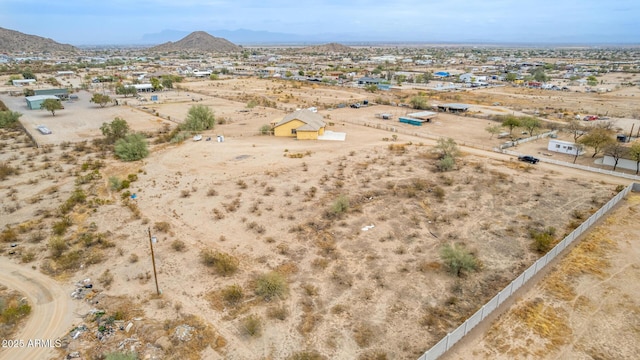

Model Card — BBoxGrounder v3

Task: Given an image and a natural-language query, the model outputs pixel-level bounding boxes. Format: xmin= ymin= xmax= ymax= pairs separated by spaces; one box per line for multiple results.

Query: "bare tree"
xmin=603 ymin=142 xmax=627 ymax=171
xmin=565 ymin=120 xmax=587 ymax=143
xmin=573 ymin=143 xmax=584 ymax=164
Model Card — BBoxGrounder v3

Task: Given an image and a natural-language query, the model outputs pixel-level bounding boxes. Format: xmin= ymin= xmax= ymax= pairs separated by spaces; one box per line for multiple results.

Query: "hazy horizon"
xmin=2 ymin=0 xmax=639 ymax=46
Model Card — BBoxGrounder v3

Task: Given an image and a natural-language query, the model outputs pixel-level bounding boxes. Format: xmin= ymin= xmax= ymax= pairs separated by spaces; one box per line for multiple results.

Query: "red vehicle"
xmin=583 ymin=115 xmax=599 ymax=121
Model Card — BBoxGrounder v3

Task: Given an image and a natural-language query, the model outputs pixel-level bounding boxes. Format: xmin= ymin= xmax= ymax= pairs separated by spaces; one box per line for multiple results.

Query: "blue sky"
xmin=1 ymin=0 xmax=639 ymax=45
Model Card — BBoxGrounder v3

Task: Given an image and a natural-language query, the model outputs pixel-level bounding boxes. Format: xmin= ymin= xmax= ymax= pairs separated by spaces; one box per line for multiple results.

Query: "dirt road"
xmin=0 ymin=261 xmax=79 ymax=360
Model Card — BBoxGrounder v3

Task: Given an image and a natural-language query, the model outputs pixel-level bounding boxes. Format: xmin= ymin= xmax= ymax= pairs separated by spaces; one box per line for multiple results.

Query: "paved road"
xmin=0 ymin=261 xmax=78 ymax=360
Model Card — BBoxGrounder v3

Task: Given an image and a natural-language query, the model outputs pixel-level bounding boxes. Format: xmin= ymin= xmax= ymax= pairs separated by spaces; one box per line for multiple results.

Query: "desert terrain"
xmin=1 ymin=69 xmax=639 ymax=360
xmin=444 ymin=193 xmax=640 ymax=360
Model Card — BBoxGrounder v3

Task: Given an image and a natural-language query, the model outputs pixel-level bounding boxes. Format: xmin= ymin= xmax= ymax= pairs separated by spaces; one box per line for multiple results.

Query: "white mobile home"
xmin=548 ymin=139 xmax=584 ymax=155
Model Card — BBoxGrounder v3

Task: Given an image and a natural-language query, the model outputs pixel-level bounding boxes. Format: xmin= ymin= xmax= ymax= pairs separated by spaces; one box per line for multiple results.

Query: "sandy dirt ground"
xmin=443 ymin=193 xmax=640 ymax=360
xmin=0 ymin=76 xmax=638 ymax=359
xmin=0 ymin=260 xmax=84 ymax=360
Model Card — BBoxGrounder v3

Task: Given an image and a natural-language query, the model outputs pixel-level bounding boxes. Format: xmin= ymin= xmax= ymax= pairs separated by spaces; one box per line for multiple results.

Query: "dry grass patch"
xmin=512 ymin=298 xmax=571 ymax=350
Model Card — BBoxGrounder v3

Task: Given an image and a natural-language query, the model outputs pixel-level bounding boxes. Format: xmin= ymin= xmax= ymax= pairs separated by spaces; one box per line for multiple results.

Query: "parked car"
xmin=36 ymin=125 xmax=52 ymax=135
xmin=518 ymin=155 xmax=539 ymax=164
xmin=350 ymin=103 xmax=361 ymax=108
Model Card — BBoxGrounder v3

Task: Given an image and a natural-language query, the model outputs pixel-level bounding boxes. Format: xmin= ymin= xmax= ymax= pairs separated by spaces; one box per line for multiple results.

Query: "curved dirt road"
xmin=0 ymin=261 xmax=78 ymax=360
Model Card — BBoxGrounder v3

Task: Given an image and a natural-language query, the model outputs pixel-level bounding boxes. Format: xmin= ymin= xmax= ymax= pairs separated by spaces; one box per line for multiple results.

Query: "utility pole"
xmin=148 ymin=227 xmax=160 ymax=295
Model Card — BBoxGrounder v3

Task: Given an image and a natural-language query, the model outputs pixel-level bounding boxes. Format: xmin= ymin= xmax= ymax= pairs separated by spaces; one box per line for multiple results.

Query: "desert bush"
xmin=48 ymin=237 xmax=67 ymax=258
xmin=327 ymin=194 xmax=349 ymax=218
xmin=353 ymin=322 xmax=376 ymax=348
xmin=439 ymin=243 xmax=479 ymax=277
xmin=98 ymin=269 xmax=114 ymax=288
xmin=259 ymin=124 xmax=272 ymax=135
xmin=0 ymin=162 xmax=18 ymax=180
xmin=104 ymin=352 xmax=138 ymax=360
xmin=182 ymin=105 xmax=215 ymax=131
xmin=267 ymin=305 xmax=289 ymax=320
xmin=0 ymin=226 xmax=18 ymax=243
xmin=206 ymin=188 xmax=218 ymax=196
xmin=241 ymin=314 xmax=262 ymax=337
xmin=287 ymin=351 xmax=326 ymax=360
xmin=530 ymin=227 xmax=557 ymax=253
xmin=200 ymin=250 xmax=239 ymax=276
xmin=52 ymin=216 xmax=72 ymax=236
xmin=436 ymin=155 xmax=456 ymax=171
xmin=128 ymin=253 xmax=139 ymax=263
xmin=358 ymin=350 xmax=388 ymax=360
xmin=0 ymin=110 xmax=22 ymax=129
xmin=433 ymin=186 xmax=446 ymax=202
xmin=153 ymin=221 xmax=171 ymax=233
xmin=221 ymin=284 xmax=244 ymax=306
xmin=0 ymin=301 xmax=31 ymax=325
xmin=100 ymin=118 xmax=130 ymax=145
xmin=108 ymin=176 xmax=123 ymax=191
xmin=255 ymin=271 xmax=288 ymax=301
xmin=21 ymin=250 xmax=35 ymax=263
xmin=114 ymin=133 xmax=149 ymax=161
xmin=171 ymin=240 xmax=186 ymax=252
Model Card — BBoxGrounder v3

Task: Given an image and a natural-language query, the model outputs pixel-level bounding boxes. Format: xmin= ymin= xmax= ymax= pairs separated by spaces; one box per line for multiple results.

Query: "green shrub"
xmin=49 ymin=237 xmax=67 ymax=258
xmin=109 ymin=176 xmax=122 ymax=191
xmin=259 ymin=124 xmax=271 ymax=135
xmin=530 ymin=227 xmax=557 ymax=253
xmin=439 ymin=243 xmax=478 ymax=277
xmin=182 ymin=105 xmax=215 ymax=132
xmin=329 ymin=195 xmax=349 ymax=217
xmin=1 ymin=302 xmax=31 ymax=325
xmin=104 ymin=352 xmax=138 ymax=360
xmin=0 ymin=110 xmax=22 ymax=129
xmin=255 ymin=271 xmax=288 ymax=301
xmin=436 ymin=155 xmax=456 ymax=172
xmin=114 ymin=133 xmax=149 ymax=161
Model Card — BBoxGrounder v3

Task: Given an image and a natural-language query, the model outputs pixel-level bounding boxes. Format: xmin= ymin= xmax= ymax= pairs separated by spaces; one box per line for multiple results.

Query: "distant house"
xmin=125 ymin=84 xmax=154 ymax=92
xmin=273 ymin=109 xmax=326 ymax=140
xmin=548 ymin=139 xmax=584 ymax=155
xmin=34 ymin=88 xmax=69 ymax=100
xmin=192 ymin=70 xmax=212 ymax=78
xmin=357 ymin=77 xmax=382 ymax=85
xmin=12 ymin=79 xmax=36 ymax=86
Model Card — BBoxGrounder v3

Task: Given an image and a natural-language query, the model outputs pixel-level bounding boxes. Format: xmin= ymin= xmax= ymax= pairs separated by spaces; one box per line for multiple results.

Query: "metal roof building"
xmin=25 ymin=95 xmax=60 ymax=110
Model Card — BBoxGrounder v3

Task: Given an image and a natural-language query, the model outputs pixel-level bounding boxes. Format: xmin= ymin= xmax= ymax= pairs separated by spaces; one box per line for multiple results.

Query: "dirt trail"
xmin=0 ymin=260 xmax=80 ymax=360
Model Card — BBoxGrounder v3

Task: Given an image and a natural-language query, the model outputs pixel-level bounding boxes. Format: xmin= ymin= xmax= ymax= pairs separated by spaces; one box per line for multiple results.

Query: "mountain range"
xmin=140 ymin=29 xmax=358 ymax=45
xmin=0 ymin=27 xmax=77 ymax=53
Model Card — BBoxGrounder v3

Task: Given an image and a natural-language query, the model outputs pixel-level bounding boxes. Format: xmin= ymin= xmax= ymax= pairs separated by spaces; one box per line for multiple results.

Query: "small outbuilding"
xmin=436 ymin=103 xmax=469 ymax=113
xmin=25 ymin=95 xmax=61 ymax=110
xmin=12 ymin=79 xmax=36 ymax=86
xmin=547 ymin=139 xmax=584 ymax=155
xmin=34 ymin=88 xmax=69 ymax=100
xmin=274 ymin=109 xmax=326 ymax=140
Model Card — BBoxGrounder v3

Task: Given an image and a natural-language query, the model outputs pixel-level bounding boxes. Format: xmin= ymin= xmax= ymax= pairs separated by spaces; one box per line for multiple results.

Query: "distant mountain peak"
xmin=299 ymin=42 xmax=353 ymax=53
xmin=148 ymin=31 xmax=241 ymax=53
